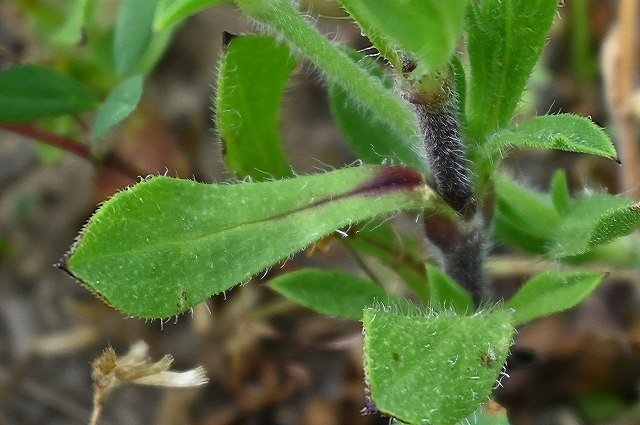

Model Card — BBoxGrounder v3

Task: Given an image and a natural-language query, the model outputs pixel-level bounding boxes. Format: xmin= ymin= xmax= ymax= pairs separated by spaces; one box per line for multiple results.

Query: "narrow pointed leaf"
xmin=506 ymin=271 xmax=605 ymax=326
xmin=466 ymin=0 xmax=557 ymax=140
xmin=329 ymin=52 xmax=426 ymax=173
xmin=154 ymin=0 xmax=230 ymax=32
xmin=427 ymin=265 xmax=473 ymax=314
xmin=216 ymin=35 xmax=295 ymax=180
xmin=0 ymin=65 xmax=98 ymax=122
xmin=487 ymin=114 xmax=617 ymax=161
xmin=548 ymin=194 xmax=640 ymax=258
xmin=62 ymin=166 xmax=431 ymax=318
xmin=363 ymin=307 xmax=513 ymax=424
xmin=114 ymin=0 xmax=158 ymax=75
xmin=269 ymin=268 xmax=403 ymax=320
xmin=92 ymin=75 xmax=144 ymax=138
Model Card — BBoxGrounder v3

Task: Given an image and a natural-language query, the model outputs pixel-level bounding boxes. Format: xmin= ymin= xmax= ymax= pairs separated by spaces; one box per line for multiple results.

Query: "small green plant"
xmin=2 ymin=0 xmax=640 ymax=423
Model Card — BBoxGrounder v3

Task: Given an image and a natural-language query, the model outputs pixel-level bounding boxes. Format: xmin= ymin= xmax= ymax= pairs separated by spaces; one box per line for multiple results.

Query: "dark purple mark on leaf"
xmin=352 ymin=165 xmax=424 ymax=196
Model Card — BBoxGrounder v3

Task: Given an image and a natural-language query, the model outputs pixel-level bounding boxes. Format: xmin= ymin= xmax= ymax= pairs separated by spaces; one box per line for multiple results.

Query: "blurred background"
xmin=0 ymin=0 xmax=639 ymax=424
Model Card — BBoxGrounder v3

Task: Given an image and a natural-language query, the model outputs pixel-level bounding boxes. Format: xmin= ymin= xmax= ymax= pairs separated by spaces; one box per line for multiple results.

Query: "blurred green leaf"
xmin=0 ymin=65 xmax=98 ymax=122
xmin=92 ymin=75 xmax=143 ymax=138
xmin=363 ymin=307 xmax=513 ymax=424
xmin=466 ymin=0 xmax=557 ymax=141
xmin=487 ymin=114 xmax=618 ymax=161
xmin=114 ymin=0 xmax=158 ymax=75
xmin=64 ymin=166 xmax=430 ymax=318
xmin=427 ymin=265 xmax=473 ymax=314
xmin=154 ymin=0 xmax=230 ymax=32
xmin=505 ymin=271 xmax=605 ymax=325
xmin=549 ymin=194 xmax=640 ymax=258
xmin=337 ymin=0 xmax=466 ymax=73
xmin=270 ymin=268 xmax=403 ymax=320
xmin=216 ymin=35 xmax=295 ymax=180
xmin=52 ymin=0 xmax=91 ymax=45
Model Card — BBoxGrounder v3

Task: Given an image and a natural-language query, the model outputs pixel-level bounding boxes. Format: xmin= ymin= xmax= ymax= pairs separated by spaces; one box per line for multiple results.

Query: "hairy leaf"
xmin=62 ymin=166 xmax=431 ymax=318
xmin=329 ymin=53 xmax=427 ymax=174
xmin=114 ymin=0 xmax=158 ymax=75
xmin=337 ymin=0 xmax=467 ymax=73
xmin=92 ymin=75 xmax=144 ymax=138
xmin=363 ymin=307 xmax=513 ymax=424
xmin=0 ymin=65 xmax=98 ymax=122
xmin=466 ymin=0 xmax=557 ymax=141
xmin=270 ymin=268 xmax=403 ymax=320
xmin=487 ymin=114 xmax=618 ymax=161
xmin=216 ymin=35 xmax=295 ymax=180
xmin=154 ymin=0 xmax=230 ymax=31
xmin=549 ymin=194 xmax=640 ymax=258
xmin=506 ymin=271 xmax=605 ymax=325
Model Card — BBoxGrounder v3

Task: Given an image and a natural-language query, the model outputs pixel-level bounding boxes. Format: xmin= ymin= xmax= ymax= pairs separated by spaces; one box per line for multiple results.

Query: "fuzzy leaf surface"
xmin=466 ymin=0 xmax=557 ymax=140
xmin=270 ymin=268 xmax=403 ymax=320
xmin=549 ymin=195 xmax=640 ymax=258
xmin=92 ymin=75 xmax=144 ymax=138
xmin=63 ymin=166 xmax=430 ymax=318
xmin=337 ymin=0 xmax=466 ymax=72
xmin=487 ymin=114 xmax=617 ymax=161
xmin=363 ymin=307 xmax=513 ymax=424
xmin=329 ymin=53 xmax=427 ymax=174
xmin=154 ymin=0 xmax=230 ymax=31
xmin=0 ymin=65 xmax=98 ymax=122
xmin=216 ymin=35 xmax=295 ymax=180
xmin=114 ymin=0 xmax=158 ymax=75
xmin=506 ymin=271 xmax=605 ymax=325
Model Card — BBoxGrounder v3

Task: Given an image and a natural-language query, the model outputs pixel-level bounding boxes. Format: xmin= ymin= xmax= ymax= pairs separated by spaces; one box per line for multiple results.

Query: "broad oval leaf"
xmin=548 ymin=194 xmax=640 ymax=258
xmin=216 ymin=34 xmax=295 ymax=180
xmin=61 ymin=166 xmax=431 ymax=318
xmin=466 ymin=0 xmax=557 ymax=141
xmin=0 ymin=65 xmax=98 ymax=122
xmin=114 ymin=0 xmax=158 ymax=75
xmin=92 ymin=75 xmax=144 ymax=138
xmin=337 ymin=0 xmax=467 ymax=73
xmin=505 ymin=270 xmax=605 ymax=326
xmin=329 ymin=52 xmax=427 ymax=174
xmin=487 ymin=114 xmax=618 ymax=161
xmin=363 ymin=307 xmax=513 ymax=424
xmin=154 ymin=0 xmax=230 ymax=32
xmin=269 ymin=268 xmax=403 ymax=320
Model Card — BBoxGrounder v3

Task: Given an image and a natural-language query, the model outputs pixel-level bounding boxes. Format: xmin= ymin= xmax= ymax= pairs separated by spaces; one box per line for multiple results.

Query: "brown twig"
xmin=0 ymin=122 xmax=143 ymax=179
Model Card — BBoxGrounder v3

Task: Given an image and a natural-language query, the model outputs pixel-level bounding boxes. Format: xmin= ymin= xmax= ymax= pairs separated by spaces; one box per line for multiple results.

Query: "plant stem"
xmin=0 ymin=122 xmax=142 ymax=179
xmin=236 ymin=0 xmax=423 ymax=161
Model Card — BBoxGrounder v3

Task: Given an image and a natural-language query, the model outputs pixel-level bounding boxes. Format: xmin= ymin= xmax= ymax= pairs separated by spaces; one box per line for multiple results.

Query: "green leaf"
xmin=0 ymin=65 xmax=98 ymax=122
xmin=466 ymin=0 xmax=558 ymax=140
xmin=427 ymin=265 xmax=473 ymax=314
xmin=505 ymin=270 xmax=605 ymax=326
xmin=487 ymin=114 xmax=618 ymax=161
xmin=154 ymin=0 xmax=230 ymax=32
xmin=343 ymin=223 xmax=429 ymax=302
xmin=92 ymin=75 xmax=144 ymax=138
xmin=114 ymin=0 xmax=158 ymax=75
xmin=52 ymin=0 xmax=91 ymax=45
xmin=363 ymin=307 xmax=513 ymax=424
xmin=236 ymin=0 xmax=422 ymax=150
xmin=270 ymin=268 xmax=403 ymax=320
xmin=338 ymin=0 xmax=466 ymax=74
xmin=548 ymin=194 xmax=640 ymax=258
xmin=329 ymin=52 xmax=426 ymax=174
xmin=551 ymin=169 xmax=571 ymax=215
xmin=62 ymin=165 xmax=431 ymax=318
xmin=216 ymin=35 xmax=295 ymax=180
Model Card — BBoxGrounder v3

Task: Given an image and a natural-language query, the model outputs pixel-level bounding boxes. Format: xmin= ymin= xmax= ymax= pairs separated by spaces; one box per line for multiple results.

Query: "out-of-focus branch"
xmin=602 ymin=0 xmax=640 ymax=198
xmin=0 ymin=122 xmax=142 ymax=179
